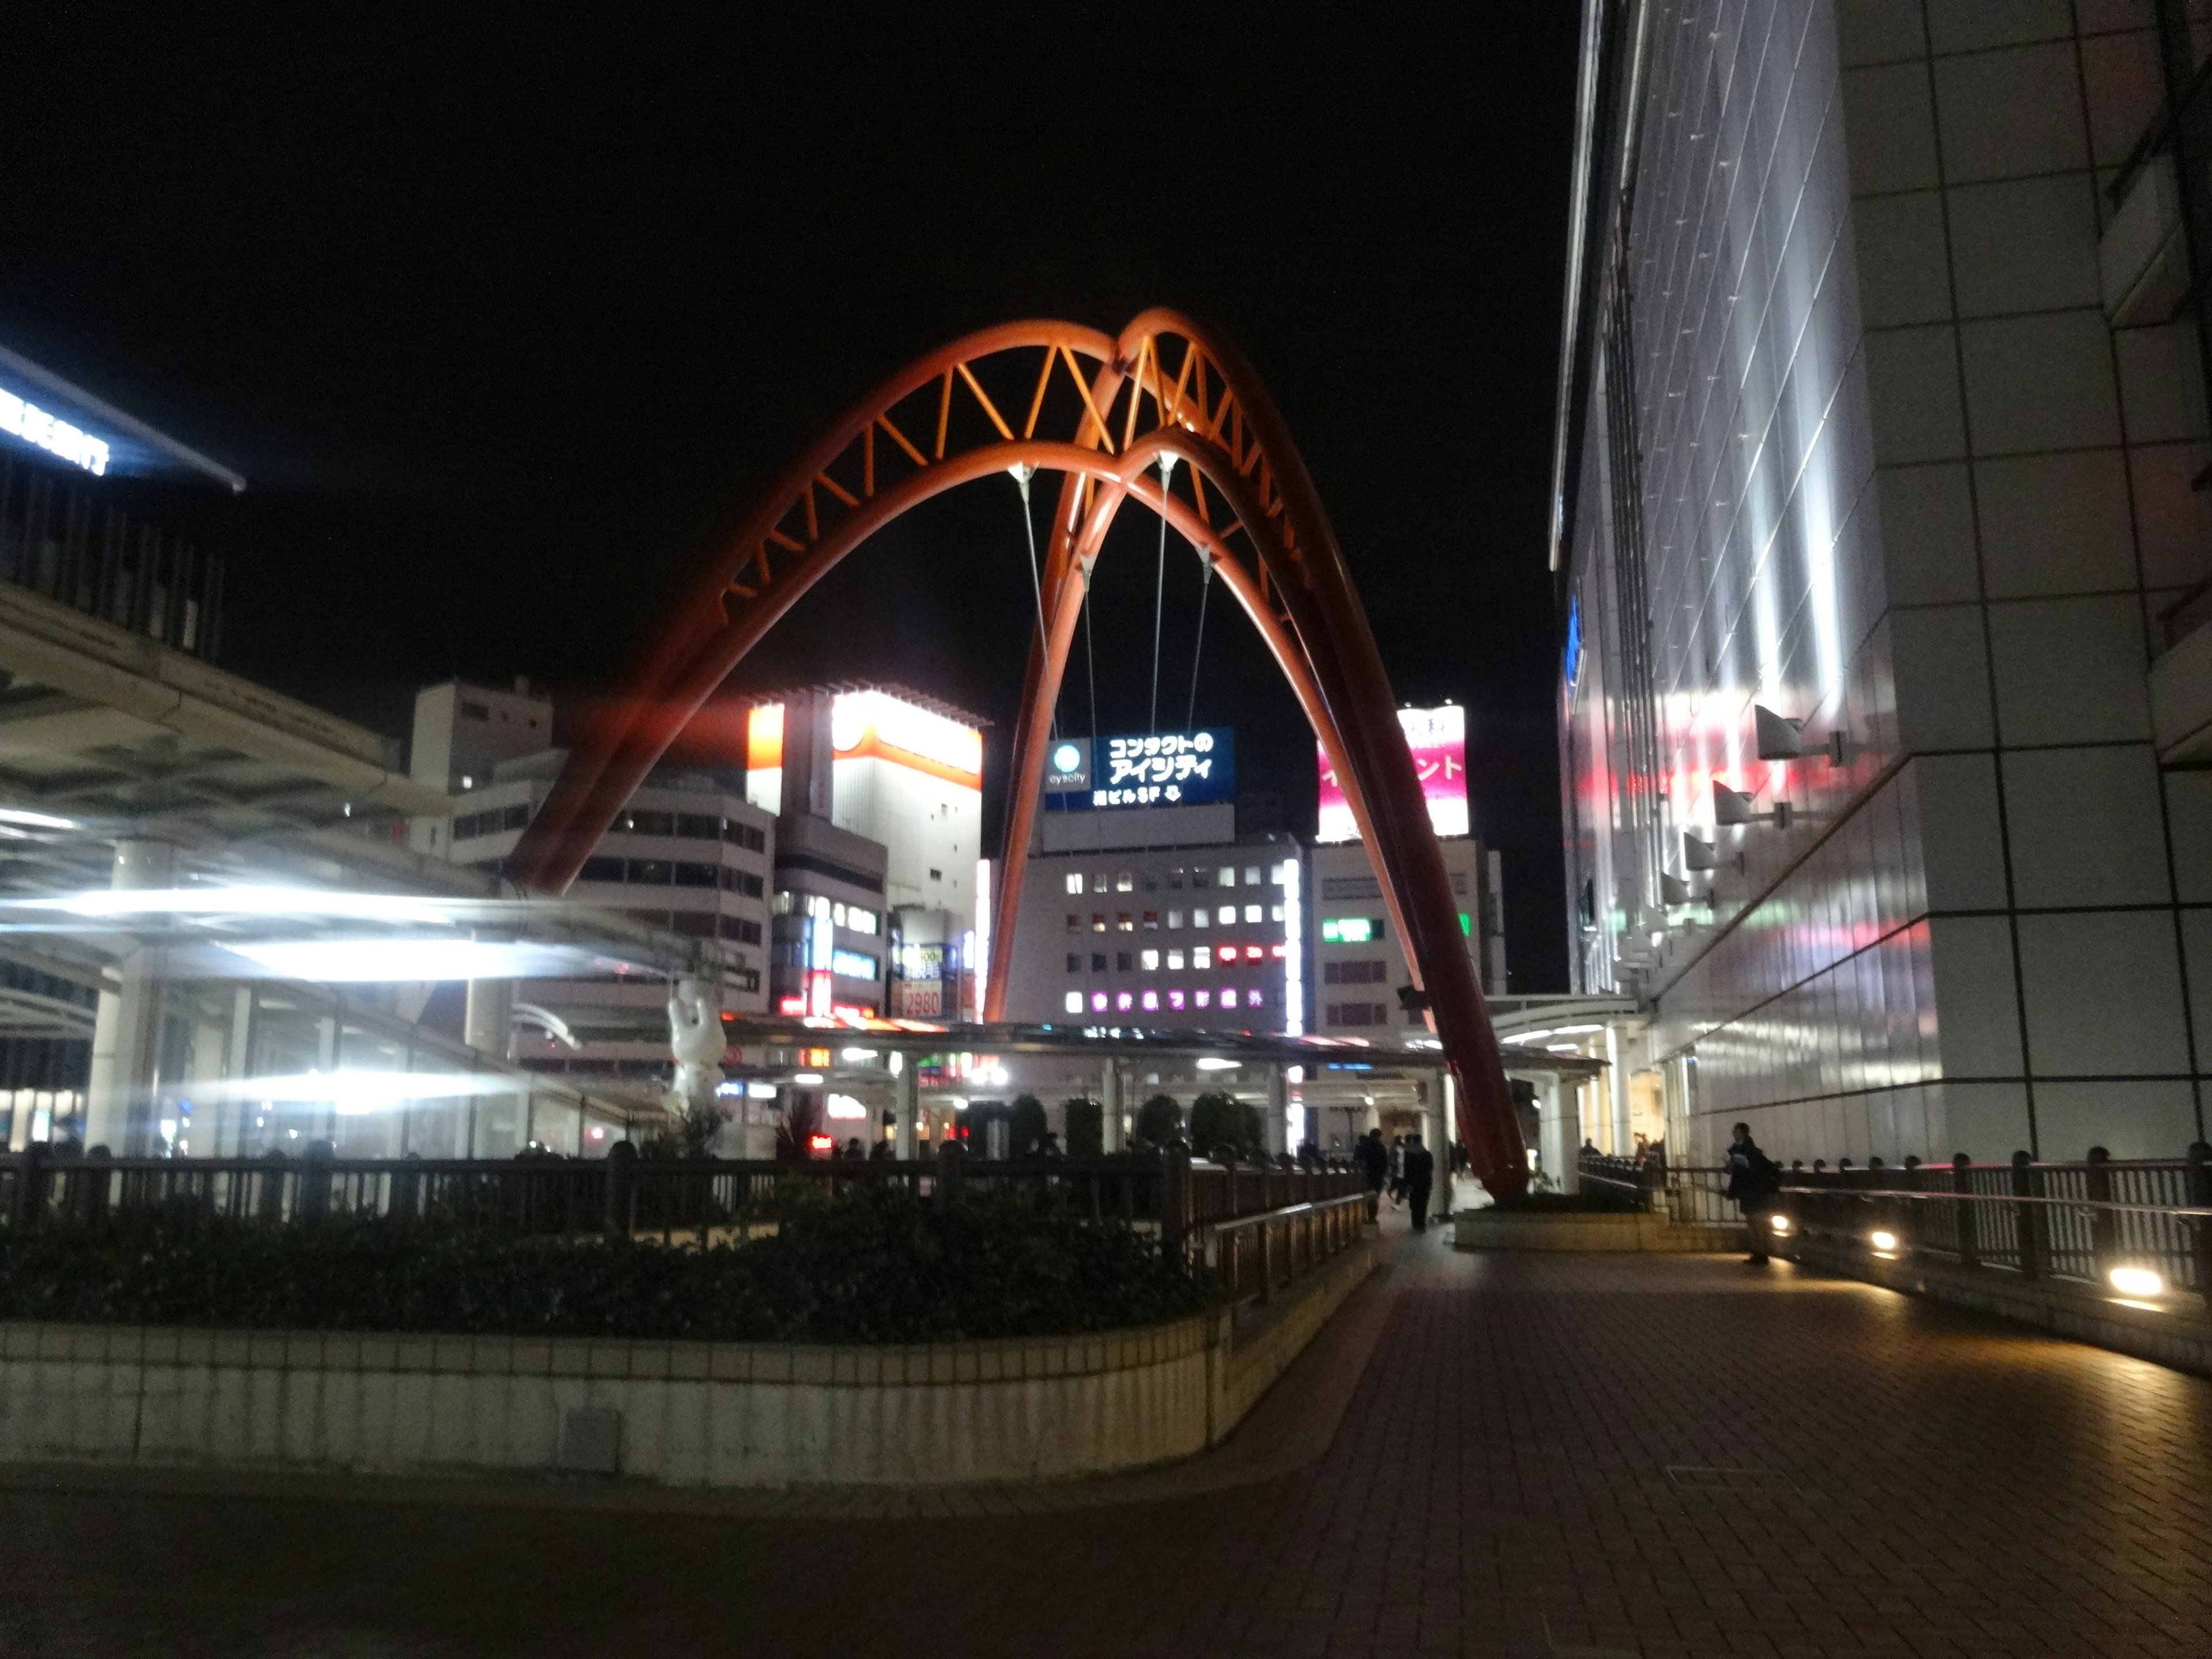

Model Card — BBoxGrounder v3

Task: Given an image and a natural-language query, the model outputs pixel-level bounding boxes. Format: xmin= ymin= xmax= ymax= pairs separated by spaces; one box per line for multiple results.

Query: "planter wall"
xmin=0 ymin=1241 xmax=1373 ymax=1488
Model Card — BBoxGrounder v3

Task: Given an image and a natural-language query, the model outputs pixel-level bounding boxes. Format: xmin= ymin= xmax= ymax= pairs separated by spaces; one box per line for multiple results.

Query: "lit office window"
xmin=1116 ymin=990 xmax=1133 ymax=1012
xmin=1168 ymin=949 xmax=1185 ymax=971
xmin=1141 ymin=949 xmax=1160 ymax=971
xmin=1194 ymin=946 xmax=1213 ymax=969
xmin=1092 ymin=873 xmax=1108 ymax=893
xmin=1116 ymin=872 xmax=1134 ymax=892
xmin=1243 ymin=904 xmax=1261 ymax=923
xmin=1168 ymin=989 xmax=1187 ymax=1011
xmin=1091 ymin=990 xmax=1109 ymax=1013
xmin=1143 ymin=911 xmax=1159 ymax=929
xmin=1245 ymin=866 xmax=1260 ymax=886
xmin=1217 ymin=906 xmax=1236 ymax=925
xmin=1195 ymin=989 xmax=1211 ymax=1009
xmin=1166 ymin=908 xmax=1183 ymax=929
xmin=1141 ymin=990 xmax=1159 ymax=1012
xmin=1218 ymin=866 xmax=1236 ymax=887
xmin=1092 ymin=914 xmax=1106 ymax=932
xmin=1118 ymin=913 xmax=1134 ymax=931
xmin=1245 ymin=945 xmax=1264 ymax=962
xmin=1270 ymin=904 xmax=1284 ymax=922
xmin=1221 ymin=987 xmax=1239 ymax=1009
xmin=1065 ymin=991 xmax=1084 ymax=1013
xmin=1065 ymin=873 xmax=1085 ymax=895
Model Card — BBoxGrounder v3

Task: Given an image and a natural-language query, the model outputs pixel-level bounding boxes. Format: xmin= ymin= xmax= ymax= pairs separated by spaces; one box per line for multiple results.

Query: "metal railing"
xmin=1767 ymin=1147 xmax=2212 ymax=1296
xmin=1198 ymin=1192 xmax=1369 ymax=1304
xmin=1575 ymin=1149 xmax=1738 ymax=1226
xmin=0 ymin=1141 xmax=1363 ymax=1251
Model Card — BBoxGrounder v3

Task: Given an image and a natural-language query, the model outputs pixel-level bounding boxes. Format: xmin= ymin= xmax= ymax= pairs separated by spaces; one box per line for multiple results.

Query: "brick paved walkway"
xmin=7 ymin=1224 xmax=2212 ymax=1656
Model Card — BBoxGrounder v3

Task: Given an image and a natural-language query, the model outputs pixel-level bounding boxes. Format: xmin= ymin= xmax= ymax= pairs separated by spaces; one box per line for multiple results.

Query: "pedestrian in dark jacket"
xmin=1403 ymin=1134 xmax=1437 ymax=1233
xmin=1724 ymin=1122 xmax=1783 ymax=1263
xmin=1355 ymin=1128 xmax=1388 ymax=1221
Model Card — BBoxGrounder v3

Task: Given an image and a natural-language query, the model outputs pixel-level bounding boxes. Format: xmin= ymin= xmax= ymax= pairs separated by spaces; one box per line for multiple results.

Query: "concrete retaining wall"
xmin=1793 ymin=1238 xmax=2212 ymax=1380
xmin=0 ymin=1241 xmax=1373 ymax=1488
xmin=1451 ymin=1210 xmax=1743 ymax=1252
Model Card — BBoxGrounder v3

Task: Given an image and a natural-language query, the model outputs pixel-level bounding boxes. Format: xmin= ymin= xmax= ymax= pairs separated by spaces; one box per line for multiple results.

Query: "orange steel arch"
xmin=505 ymin=310 xmax=1528 ymax=1194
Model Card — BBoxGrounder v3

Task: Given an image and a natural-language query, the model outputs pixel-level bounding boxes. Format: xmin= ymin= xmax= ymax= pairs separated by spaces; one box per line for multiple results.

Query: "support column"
xmin=220 ymin=986 xmax=256 ymax=1156
xmin=1433 ymin=1070 xmax=1455 ymax=1218
xmin=1605 ymin=1025 xmax=1630 ymax=1154
xmin=1264 ymin=1064 xmax=1289 ymax=1157
xmin=895 ymin=1055 xmax=918 ymax=1160
xmin=464 ymin=978 xmax=516 ymax=1058
xmin=1540 ymin=1075 xmax=1577 ymax=1193
xmin=85 ymin=839 xmax=175 ymax=1155
xmin=1101 ymin=1060 xmax=1123 ymax=1153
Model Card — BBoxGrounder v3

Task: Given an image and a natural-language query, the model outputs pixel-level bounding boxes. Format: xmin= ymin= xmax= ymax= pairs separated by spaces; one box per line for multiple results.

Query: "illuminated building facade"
xmin=745 ymin=685 xmax=986 ymax=1021
xmin=1308 ymin=702 xmax=1506 ymax=1036
xmin=1555 ymin=1 xmax=2212 ymax=1165
xmin=1309 ymin=839 xmax=1503 ymax=1036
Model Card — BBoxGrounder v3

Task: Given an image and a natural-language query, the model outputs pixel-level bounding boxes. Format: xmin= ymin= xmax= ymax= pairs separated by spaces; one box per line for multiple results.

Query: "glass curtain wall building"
xmin=1554 ymin=0 xmax=2212 ymax=1165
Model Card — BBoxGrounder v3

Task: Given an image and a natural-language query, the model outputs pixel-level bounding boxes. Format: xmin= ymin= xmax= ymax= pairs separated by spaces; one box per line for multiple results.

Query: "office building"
xmin=1308 ymin=838 xmax=1504 ymax=1036
xmin=1552 ymin=1 xmax=2212 ymax=1164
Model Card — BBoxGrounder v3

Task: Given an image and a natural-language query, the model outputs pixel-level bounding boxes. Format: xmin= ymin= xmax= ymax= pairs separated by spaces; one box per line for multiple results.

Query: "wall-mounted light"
xmin=1714 ymin=781 xmax=1793 ymax=831
xmin=1754 ymin=704 xmax=1804 ymax=760
xmin=1683 ymin=831 xmax=1718 ymax=871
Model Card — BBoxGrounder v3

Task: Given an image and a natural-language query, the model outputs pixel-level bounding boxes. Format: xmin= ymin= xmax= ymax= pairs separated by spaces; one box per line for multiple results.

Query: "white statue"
xmin=667 ymin=976 xmax=727 ymax=1137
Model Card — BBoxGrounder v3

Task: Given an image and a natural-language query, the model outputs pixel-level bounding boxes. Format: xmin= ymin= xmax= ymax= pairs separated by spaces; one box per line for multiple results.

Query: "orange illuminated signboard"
xmin=747 ymin=691 xmax=982 ymax=790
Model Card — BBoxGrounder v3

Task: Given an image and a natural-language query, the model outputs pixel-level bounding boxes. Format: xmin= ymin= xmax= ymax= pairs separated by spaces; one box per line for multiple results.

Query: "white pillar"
xmin=1539 ymin=1074 xmax=1577 ymax=1193
xmin=85 ymin=839 xmax=176 ymax=1155
xmin=1605 ymin=1024 xmax=1630 ymax=1154
xmin=1101 ymin=1060 xmax=1123 ymax=1153
xmin=895 ymin=1057 xmax=918 ymax=1159
xmin=1433 ymin=1070 xmax=1455 ymax=1217
xmin=1264 ymin=1064 xmax=1289 ymax=1157
xmin=465 ymin=978 xmax=516 ymax=1058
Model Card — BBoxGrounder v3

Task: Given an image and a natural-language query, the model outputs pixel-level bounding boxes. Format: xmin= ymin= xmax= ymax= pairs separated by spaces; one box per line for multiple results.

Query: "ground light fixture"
xmin=1766 ymin=1213 xmax=1793 ymax=1236
xmin=1194 ymin=1056 xmax=1240 ymax=1071
xmin=2108 ymin=1266 xmax=2165 ymax=1298
xmin=1869 ymin=1229 xmax=1900 ymax=1254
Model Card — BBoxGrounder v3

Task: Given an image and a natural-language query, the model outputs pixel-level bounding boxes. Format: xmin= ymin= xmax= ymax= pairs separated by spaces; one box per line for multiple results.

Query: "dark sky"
xmin=0 ymin=5 xmax=1581 ymax=990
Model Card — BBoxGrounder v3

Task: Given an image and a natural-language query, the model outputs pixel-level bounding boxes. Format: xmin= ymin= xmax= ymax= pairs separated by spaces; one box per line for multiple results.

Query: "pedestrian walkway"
xmin=6 ymin=1220 xmax=2212 ymax=1656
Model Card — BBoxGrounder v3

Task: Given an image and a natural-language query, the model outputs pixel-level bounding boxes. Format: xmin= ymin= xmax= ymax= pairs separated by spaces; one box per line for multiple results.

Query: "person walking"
xmin=1387 ymin=1135 xmax=1408 ymax=1209
xmin=1403 ymin=1132 xmax=1436 ymax=1234
xmin=1724 ymin=1122 xmax=1783 ymax=1264
xmin=1355 ymin=1127 xmax=1388 ymax=1222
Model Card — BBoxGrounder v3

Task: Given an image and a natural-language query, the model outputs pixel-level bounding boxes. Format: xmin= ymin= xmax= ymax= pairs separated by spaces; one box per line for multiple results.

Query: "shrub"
xmin=1134 ymin=1093 xmax=1182 ymax=1148
xmin=1009 ymin=1094 xmax=1049 ymax=1156
xmin=1063 ymin=1097 xmax=1104 ymax=1158
xmin=0 ymin=1186 xmax=1214 ymax=1344
xmin=1188 ymin=1092 xmax=1262 ymax=1161
xmin=775 ymin=1094 xmax=824 ymax=1160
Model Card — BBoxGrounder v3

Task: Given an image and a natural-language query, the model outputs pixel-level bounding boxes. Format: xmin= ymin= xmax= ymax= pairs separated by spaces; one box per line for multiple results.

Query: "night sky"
xmin=0 ymin=6 xmax=1581 ymax=989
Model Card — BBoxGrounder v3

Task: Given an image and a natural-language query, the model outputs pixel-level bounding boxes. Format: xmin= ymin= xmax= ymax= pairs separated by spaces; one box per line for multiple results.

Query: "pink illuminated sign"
xmin=1316 ymin=704 xmax=1467 ymax=842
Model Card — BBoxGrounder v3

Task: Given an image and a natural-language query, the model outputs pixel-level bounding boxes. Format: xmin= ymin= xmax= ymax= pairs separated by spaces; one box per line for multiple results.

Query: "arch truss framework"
xmin=506 ymin=309 xmax=1527 ymax=1194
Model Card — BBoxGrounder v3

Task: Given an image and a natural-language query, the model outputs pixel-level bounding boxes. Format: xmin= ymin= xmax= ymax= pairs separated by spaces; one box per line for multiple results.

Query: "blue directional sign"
xmin=1042 ymin=729 xmax=1234 ymax=811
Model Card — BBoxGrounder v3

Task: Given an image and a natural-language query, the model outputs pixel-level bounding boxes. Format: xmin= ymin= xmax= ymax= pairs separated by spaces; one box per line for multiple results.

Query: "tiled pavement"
xmin=6 ymin=1221 xmax=2212 ymax=1657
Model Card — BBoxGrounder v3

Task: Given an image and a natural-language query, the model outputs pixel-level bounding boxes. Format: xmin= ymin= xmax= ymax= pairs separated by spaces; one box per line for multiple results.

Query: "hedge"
xmin=0 ymin=1184 xmax=1213 ymax=1345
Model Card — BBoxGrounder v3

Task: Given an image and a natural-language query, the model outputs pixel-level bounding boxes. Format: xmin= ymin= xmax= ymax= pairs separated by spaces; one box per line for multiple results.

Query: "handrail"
xmin=1203 ymin=1193 xmax=1368 ymax=1235
xmin=1780 ymin=1184 xmax=2212 ymax=1219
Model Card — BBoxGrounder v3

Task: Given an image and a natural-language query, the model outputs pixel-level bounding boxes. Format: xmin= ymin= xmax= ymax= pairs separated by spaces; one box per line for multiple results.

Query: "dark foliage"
xmin=1009 ymin=1094 xmax=1049 ymax=1156
xmin=1062 ymin=1097 xmax=1104 ymax=1159
xmin=1187 ymin=1092 xmax=1263 ymax=1161
xmin=1134 ymin=1093 xmax=1182 ymax=1148
xmin=0 ymin=1185 xmax=1214 ymax=1344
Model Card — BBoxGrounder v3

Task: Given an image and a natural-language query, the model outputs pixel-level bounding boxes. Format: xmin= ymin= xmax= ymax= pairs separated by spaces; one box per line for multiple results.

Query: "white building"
xmin=1552 ymin=1 xmax=2212 ymax=1166
xmin=410 ymin=683 xmax=777 ymax=1089
xmin=1005 ymin=836 xmax=1306 ymax=1032
xmin=1308 ymin=838 xmax=1505 ymax=1038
